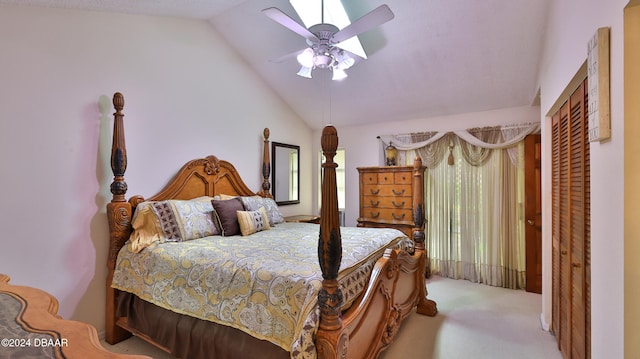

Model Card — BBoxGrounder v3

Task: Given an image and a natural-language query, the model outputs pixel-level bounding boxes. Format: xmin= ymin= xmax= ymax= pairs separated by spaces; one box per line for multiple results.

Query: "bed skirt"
xmin=117 ymin=292 xmax=289 ymax=359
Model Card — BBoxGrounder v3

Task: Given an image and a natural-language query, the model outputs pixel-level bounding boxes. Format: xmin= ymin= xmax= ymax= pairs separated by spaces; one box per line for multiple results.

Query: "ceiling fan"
xmin=262 ymin=2 xmax=394 ymax=80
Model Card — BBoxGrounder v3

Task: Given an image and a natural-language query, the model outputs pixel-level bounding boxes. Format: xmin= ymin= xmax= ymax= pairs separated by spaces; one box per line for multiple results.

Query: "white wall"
xmin=312 ymin=105 xmax=540 ymax=227
xmin=538 ymin=0 xmax=626 ymax=358
xmin=0 ymin=5 xmax=312 ymax=332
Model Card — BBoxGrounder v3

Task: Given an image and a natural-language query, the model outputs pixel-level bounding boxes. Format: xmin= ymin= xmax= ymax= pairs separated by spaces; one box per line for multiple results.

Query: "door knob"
xmin=527 ymin=219 xmax=535 ymax=226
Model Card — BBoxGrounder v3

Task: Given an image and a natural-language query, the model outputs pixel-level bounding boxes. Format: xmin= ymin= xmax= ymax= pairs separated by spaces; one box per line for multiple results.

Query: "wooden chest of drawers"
xmin=357 ymin=162 xmax=426 ymax=239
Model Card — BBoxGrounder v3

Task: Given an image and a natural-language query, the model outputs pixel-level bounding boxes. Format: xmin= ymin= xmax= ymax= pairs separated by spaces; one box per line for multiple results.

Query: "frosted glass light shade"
xmin=296 ymin=48 xmax=315 ymax=68
xmin=297 ymin=66 xmax=313 ymax=78
xmin=332 ymin=68 xmax=347 ymax=80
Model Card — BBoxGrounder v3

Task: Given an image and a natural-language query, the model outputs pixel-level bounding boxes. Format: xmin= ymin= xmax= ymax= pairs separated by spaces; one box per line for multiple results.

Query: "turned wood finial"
xmin=113 ymin=92 xmax=124 ymax=112
xmin=321 ymin=125 xmax=338 ymax=159
xmin=413 ymin=155 xmax=423 ymax=168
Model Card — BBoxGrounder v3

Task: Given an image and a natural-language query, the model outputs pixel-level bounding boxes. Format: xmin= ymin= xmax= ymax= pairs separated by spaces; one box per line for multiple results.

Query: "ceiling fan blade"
xmin=262 ymin=7 xmax=319 ymax=42
xmin=269 ymin=48 xmax=306 ymax=63
xmin=332 ymin=4 xmax=394 ymax=44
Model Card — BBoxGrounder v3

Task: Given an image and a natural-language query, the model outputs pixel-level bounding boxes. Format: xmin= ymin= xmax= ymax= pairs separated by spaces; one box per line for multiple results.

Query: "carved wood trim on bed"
xmin=104 ymin=92 xmax=437 ymax=359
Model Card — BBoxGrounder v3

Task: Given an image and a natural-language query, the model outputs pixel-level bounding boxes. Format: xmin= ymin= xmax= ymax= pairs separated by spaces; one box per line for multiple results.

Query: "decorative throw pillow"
xmin=237 ymin=207 xmax=271 ymax=236
xmin=151 ymin=196 xmax=219 ymax=242
xmin=128 ymin=201 xmax=165 ymax=253
xmin=127 ymin=196 xmax=218 ymax=252
xmin=211 ymin=197 xmax=245 ymax=236
xmin=240 ymin=196 xmax=285 ymax=225
xmin=262 ymin=197 xmax=285 ymax=224
xmin=218 ymin=194 xmax=238 ymax=200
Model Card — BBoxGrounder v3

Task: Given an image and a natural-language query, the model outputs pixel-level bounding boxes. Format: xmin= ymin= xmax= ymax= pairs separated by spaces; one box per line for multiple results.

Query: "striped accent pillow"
xmin=237 ymin=207 xmax=271 ymax=236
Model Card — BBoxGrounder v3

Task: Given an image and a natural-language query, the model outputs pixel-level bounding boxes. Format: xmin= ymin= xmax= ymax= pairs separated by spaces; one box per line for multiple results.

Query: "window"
xmin=319 ymin=148 xmax=346 ymax=210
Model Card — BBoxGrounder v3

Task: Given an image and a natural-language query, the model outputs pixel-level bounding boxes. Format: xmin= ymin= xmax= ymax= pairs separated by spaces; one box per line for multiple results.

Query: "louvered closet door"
xmin=569 ymin=83 xmax=587 ymax=359
xmin=552 ymin=108 xmax=561 ymax=348
xmin=555 ymin=102 xmax=571 ymax=357
xmin=551 ymin=78 xmax=591 ymax=359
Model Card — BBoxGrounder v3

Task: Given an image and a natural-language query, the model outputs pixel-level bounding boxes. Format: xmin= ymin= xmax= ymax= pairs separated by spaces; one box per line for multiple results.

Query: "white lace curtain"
xmin=379 ymin=122 xmax=539 ymax=289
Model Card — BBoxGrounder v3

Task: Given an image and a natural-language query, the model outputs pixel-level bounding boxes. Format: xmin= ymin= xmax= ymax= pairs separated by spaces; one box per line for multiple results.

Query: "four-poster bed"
xmin=105 ymin=92 xmax=437 ymax=359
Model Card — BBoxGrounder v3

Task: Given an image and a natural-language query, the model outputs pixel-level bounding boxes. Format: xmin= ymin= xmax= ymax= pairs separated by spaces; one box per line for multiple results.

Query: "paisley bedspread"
xmin=112 ymin=222 xmax=412 ymax=358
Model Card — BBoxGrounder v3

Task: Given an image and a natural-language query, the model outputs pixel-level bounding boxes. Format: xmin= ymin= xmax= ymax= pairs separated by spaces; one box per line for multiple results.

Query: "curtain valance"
xmin=378 ymin=122 xmax=539 ymax=168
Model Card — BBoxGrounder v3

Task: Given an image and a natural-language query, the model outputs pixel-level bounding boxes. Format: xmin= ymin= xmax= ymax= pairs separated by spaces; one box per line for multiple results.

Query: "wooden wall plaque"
xmin=587 ymin=27 xmax=611 ymax=142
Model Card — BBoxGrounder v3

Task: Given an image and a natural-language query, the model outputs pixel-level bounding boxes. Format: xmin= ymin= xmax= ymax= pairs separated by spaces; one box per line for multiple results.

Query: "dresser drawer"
xmin=363 ymin=195 xmax=411 ymax=210
xmin=362 ymin=173 xmax=378 ymax=184
xmin=394 ymin=171 xmax=412 ymax=184
xmin=372 ymin=171 xmax=411 ymax=185
xmin=377 ymin=173 xmax=395 ymax=184
xmin=362 ymin=184 xmax=411 ymax=197
xmin=360 ymin=208 xmax=413 ymax=223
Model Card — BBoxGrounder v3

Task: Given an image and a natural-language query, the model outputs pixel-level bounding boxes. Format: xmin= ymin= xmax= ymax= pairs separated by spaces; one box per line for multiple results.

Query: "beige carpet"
xmin=379 ymin=275 xmax=562 ymax=359
xmin=102 ymin=276 xmax=562 ymax=359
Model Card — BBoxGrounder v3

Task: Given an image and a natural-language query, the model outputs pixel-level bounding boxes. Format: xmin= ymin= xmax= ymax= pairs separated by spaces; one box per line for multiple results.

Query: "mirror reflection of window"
xmin=272 ymin=142 xmax=300 ymax=205
xmin=319 ymin=148 xmax=346 ymax=210
xmin=289 ymin=150 xmax=298 ymax=202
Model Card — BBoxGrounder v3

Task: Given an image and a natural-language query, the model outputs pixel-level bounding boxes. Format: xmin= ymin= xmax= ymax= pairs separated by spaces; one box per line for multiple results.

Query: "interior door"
xmin=551 ymin=77 xmax=590 ymax=359
xmin=525 ymin=134 xmax=542 ymax=294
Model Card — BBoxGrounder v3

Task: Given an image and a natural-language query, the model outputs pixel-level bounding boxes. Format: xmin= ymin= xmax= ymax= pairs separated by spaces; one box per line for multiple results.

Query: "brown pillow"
xmin=212 ymin=197 xmax=245 ymax=236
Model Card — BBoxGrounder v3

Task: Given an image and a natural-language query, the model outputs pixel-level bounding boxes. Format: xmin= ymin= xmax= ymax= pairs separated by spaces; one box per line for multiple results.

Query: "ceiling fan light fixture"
xmin=264 ymin=4 xmax=395 ymax=82
xmin=332 ymin=68 xmax=348 ymax=80
xmin=297 ymin=65 xmax=313 ymax=78
xmin=334 ymin=51 xmax=354 ymax=70
xmin=296 ymin=48 xmax=315 ymax=68
xmin=313 ymin=53 xmax=334 ymax=68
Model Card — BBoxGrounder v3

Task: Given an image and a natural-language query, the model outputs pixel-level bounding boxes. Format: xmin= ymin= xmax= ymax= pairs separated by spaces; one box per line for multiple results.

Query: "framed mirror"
xmin=272 ymin=142 xmax=300 ymax=205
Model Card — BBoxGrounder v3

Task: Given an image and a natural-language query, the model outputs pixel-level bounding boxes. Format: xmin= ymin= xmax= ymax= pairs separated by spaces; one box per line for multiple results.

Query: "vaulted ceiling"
xmin=2 ymin=0 xmax=551 ymax=129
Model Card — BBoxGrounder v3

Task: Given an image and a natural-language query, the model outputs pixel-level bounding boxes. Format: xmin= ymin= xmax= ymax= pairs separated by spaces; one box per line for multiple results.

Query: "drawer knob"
xmin=370 ymin=211 xmax=380 ymax=218
xmin=370 ymin=188 xmax=380 ymax=195
xmin=392 ymin=189 xmax=405 ymax=196
xmin=392 ymin=201 xmax=405 ymax=208
xmin=370 ymin=200 xmax=380 ymax=207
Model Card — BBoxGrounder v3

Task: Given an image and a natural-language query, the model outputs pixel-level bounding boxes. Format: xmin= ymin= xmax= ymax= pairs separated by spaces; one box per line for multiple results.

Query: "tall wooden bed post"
xmin=412 ymin=156 xmax=438 ymax=316
xmin=105 ymin=92 xmax=133 ymax=344
xmin=316 ymin=126 xmax=345 ymax=357
xmin=259 ymin=128 xmax=272 ymax=198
